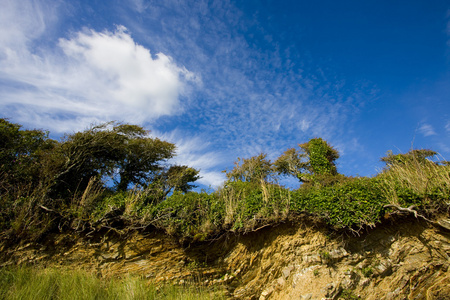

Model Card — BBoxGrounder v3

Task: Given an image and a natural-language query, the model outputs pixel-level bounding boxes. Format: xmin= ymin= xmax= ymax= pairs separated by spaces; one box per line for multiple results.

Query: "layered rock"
xmin=1 ymin=217 xmax=449 ymax=299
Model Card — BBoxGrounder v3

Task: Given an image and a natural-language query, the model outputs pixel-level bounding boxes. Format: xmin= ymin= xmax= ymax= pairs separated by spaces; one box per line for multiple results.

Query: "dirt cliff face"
xmin=1 ymin=217 xmax=450 ymax=300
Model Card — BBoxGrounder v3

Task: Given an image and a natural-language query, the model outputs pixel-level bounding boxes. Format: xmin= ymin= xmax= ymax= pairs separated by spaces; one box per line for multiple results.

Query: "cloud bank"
xmin=0 ymin=1 xmax=197 ymax=133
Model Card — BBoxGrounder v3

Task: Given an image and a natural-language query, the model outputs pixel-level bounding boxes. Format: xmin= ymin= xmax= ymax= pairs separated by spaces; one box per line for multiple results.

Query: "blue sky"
xmin=1 ymin=0 xmax=450 ymax=188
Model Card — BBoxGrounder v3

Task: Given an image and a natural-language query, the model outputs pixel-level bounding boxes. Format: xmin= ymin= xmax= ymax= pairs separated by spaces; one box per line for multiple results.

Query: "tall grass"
xmin=0 ymin=266 xmax=224 ymax=300
xmin=379 ymin=155 xmax=450 ymax=211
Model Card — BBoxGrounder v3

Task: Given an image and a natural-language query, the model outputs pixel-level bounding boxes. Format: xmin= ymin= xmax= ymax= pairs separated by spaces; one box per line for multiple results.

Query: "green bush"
xmin=153 ymin=191 xmax=223 ymax=237
xmin=292 ymin=177 xmax=387 ymax=228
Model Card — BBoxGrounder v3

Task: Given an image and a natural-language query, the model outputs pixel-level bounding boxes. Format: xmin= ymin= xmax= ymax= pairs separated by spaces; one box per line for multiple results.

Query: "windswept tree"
xmin=274 ymin=138 xmax=339 ymax=183
xmin=273 ymin=148 xmax=307 ymax=179
xmin=152 ymin=165 xmax=200 ymax=197
xmin=381 ymin=149 xmax=437 ymax=169
xmin=0 ymin=118 xmax=57 ymax=193
xmin=225 ymin=153 xmax=274 ymax=183
xmin=52 ymin=122 xmax=199 ymax=196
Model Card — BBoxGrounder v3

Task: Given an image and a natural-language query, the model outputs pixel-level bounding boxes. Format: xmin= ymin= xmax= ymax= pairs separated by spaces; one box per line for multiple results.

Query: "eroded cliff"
xmin=1 ymin=217 xmax=450 ymax=300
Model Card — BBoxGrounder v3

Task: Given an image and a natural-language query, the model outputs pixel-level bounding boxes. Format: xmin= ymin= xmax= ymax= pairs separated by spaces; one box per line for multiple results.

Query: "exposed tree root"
xmin=384 ymin=204 xmax=450 ymax=230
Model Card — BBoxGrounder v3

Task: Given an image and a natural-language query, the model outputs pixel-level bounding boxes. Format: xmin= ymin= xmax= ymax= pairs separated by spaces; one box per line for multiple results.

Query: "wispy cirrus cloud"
xmin=155 ymin=129 xmax=227 ymax=188
xmin=445 ymin=121 xmax=450 ymax=132
xmin=419 ymin=123 xmax=437 ymax=137
xmin=1 ymin=0 xmax=380 ymax=187
xmin=122 ymin=0 xmax=374 ymax=159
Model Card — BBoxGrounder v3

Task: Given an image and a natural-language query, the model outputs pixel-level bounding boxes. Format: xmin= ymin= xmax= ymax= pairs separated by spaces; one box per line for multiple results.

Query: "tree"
xmin=113 ymin=124 xmax=176 ymax=191
xmin=0 ymin=118 xmax=57 ymax=192
xmin=156 ymin=165 xmax=200 ymax=195
xmin=225 ymin=153 xmax=274 ymax=183
xmin=299 ymin=138 xmax=339 ymax=176
xmin=52 ymin=122 xmax=198 ymax=196
xmin=273 ymin=148 xmax=307 ymax=179
xmin=274 ymin=138 xmax=339 ymax=183
xmin=381 ymin=149 xmax=437 ymax=168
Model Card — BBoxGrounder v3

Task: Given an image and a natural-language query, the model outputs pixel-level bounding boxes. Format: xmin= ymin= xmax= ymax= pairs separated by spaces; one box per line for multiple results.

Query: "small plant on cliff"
xmin=340 ymin=289 xmax=360 ymax=300
xmin=361 ymin=266 xmax=373 ymax=278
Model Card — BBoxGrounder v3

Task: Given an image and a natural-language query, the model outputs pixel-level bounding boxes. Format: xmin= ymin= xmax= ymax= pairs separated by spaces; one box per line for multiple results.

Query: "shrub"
xmin=291 ymin=177 xmax=387 ymax=229
xmin=153 ymin=191 xmax=223 ymax=237
xmin=379 ymin=150 xmax=450 ymax=213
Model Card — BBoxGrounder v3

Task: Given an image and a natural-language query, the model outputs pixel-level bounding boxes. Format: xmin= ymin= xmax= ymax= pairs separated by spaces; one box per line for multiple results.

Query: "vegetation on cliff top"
xmin=1 ymin=119 xmax=449 ymax=242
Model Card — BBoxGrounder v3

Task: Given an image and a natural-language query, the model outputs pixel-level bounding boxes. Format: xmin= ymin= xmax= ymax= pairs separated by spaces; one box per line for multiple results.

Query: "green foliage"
xmin=1 ymin=118 xmax=449 ymax=242
xmin=319 ymin=250 xmax=331 ymax=260
xmin=378 ymin=149 xmax=450 ymax=212
xmin=0 ymin=120 xmax=200 ymax=240
xmin=225 ymin=153 xmax=274 ymax=183
xmin=274 ymin=138 xmax=340 ymax=186
xmin=53 ymin=122 xmax=181 ymax=195
xmin=291 ymin=177 xmax=387 ymax=228
xmin=273 ymin=148 xmax=307 ymax=178
xmin=218 ymin=180 xmax=290 ymax=231
xmin=361 ymin=266 xmax=374 ymax=278
xmin=0 ymin=118 xmax=57 ymax=192
xmin=158 ymin=165 xmax=201 ymax=195
xmin=340 ymin=289 xmax=359 ymax=300
xmin=299 ymin=138 xmax=339 ymax=176
xmin=153 ymin=191 xmax=224 ymax=237
xmin=381 ymin=149 xmax=437 ymax=168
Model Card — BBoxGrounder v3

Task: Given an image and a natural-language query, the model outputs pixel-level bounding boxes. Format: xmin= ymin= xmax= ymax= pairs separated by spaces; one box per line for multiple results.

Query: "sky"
xmin=1 ymin=0 xmax=450 ymax=189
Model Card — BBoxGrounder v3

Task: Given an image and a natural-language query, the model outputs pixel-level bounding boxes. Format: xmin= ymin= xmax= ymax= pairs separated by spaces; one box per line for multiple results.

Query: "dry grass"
xmin=379 ymin=155 xmax=450 ymax=211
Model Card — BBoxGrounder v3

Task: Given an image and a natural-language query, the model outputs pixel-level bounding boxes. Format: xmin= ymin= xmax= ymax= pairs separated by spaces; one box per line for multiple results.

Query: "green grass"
xmin=0 ymin=266 xmax=225 ymax=300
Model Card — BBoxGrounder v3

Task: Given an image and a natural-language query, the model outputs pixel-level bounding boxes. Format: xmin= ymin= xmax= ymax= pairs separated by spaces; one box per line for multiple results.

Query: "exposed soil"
xmin=1 ymin=216 xmax=450 ymax=299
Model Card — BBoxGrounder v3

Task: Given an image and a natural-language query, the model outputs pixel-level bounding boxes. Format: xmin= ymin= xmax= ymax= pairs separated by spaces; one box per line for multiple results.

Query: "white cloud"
xmin=0 ymin=2 xmax=198 ymax=133
xmin=445 ymin=121 xmax=450 ymax=132
xmin=419 ymin=123 xmax=437 ymax=137
xmin=0 ymin=0 xmax=51 ymax=49
xmin=128 ymin=0 xmax=148 ymax=13
xmin=121 ymin=0 xmax=374 ymax=161
xmin=156 ymin=130 xmax=227 ymax=188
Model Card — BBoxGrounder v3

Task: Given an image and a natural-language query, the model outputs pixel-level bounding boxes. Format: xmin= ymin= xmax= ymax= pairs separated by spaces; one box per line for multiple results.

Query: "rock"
xmin=303 ymin=254 xmax=322 ymax=265
xmin=359 ymin=278 xmax=371 ymax=287
xmin=437 ymin=218 xmax=450 ymax=230
xmin=277 ymin=277 xmax=286 ymax=288
xmin=322 ymin=282 xmax=342 ymax=298
xmin=374 ymin=259 xmax=392 ymax=276
xmin=341 ymin=277 xmax=355 ymax=289
xmin=282 ymin=265 xmax=294 ymax=279
xmin=259 ymin=287 xmax=273 ymax=300
xmin=329 ymin=248 xmax=348 ymax=260
xmin=300 ymin=293 xmax=312 ymax=300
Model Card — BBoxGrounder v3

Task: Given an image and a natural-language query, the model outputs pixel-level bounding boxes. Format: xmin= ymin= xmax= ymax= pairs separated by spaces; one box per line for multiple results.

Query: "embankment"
xmin=1 ymin=217 xmax=450 ymax=300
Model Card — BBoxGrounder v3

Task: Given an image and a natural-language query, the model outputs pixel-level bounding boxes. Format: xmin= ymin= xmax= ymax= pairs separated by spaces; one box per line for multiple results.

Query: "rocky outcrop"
xmin=1 ymin=217 xmax=450 ymax=299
